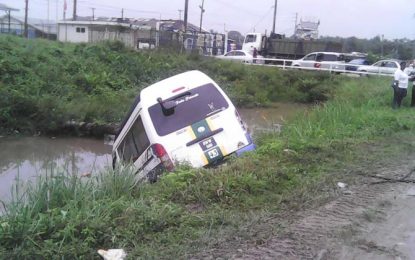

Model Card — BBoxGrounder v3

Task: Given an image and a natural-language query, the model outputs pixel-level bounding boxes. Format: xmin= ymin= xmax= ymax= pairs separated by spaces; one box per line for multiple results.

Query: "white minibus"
xmin=112 ymin=70 xmax=255 ymax=182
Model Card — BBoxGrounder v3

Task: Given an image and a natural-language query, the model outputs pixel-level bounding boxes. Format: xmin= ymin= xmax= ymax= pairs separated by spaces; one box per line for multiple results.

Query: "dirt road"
xmin=197 ymin=149 xmax=415 ymax=259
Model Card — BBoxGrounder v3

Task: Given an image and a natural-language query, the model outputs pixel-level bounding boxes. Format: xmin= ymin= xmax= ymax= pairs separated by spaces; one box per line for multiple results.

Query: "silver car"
xmin=356 ymin=60 xmax=400 ymax=75
xmin=216 ymin=50 xmax=265 ymax=64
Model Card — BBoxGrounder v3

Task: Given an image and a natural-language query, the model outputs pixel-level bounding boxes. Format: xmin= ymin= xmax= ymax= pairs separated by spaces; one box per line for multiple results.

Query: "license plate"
xmin=199 ymin=137 xmax=217 ymax=151
xmin=204 ymin=147 xmax=223 ymax=163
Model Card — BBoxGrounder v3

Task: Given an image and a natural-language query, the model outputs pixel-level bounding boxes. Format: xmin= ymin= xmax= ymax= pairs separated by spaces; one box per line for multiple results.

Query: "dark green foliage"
xmin=0 ymin=35 xmax=340 ymax=134
xmin=322 ymin=35 xmax=415 ymax=61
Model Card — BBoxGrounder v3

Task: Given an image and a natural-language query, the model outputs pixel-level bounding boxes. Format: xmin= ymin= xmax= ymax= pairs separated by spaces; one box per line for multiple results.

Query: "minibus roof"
xmin=140 ymin=70 xmax=215 ymax=108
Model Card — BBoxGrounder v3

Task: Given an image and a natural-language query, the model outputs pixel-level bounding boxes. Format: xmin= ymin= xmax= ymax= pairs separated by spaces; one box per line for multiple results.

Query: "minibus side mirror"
xmin=157 ymin=97 xmax=176 ymax=116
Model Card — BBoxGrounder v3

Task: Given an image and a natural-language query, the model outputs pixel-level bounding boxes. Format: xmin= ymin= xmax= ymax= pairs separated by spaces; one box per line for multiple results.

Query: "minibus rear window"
xmin=148 ymin=83 xmax=229 ymax=136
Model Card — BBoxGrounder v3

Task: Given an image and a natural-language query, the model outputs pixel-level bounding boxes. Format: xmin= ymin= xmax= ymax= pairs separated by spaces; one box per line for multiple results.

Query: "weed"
xmin=0 ymin=35 xmax=341 ymax=135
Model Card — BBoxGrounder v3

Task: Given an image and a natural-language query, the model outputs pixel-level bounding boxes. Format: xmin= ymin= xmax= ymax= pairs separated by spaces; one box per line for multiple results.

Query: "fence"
xmin=135 ymin=29 xmax=226 ymax=55
xmin=239 ymin=57 xmax=395 ymax=77
xmin=87 ymin=26 xmax=226 ymax=55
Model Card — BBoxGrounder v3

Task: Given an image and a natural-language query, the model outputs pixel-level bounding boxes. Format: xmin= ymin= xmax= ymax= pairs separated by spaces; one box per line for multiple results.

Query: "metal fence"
xmin=227 ymin=56 xmax=395 ymax=77
xmin=136 ymin=29 xmax=226 ymax=55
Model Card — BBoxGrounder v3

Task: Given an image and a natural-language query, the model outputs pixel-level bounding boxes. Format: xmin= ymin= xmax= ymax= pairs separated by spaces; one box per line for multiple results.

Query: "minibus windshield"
xmin=148 ymin=83 xmax=229 ymax=136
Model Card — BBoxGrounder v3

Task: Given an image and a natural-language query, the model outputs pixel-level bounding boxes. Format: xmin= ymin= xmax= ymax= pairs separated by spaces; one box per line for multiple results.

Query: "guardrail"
xmin=233 ymin=57 xmax=396 ymax=77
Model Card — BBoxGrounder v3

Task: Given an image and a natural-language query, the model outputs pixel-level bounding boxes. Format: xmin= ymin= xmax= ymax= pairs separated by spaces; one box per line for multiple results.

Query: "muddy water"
xmin=238 ymin=103 xmax=309 ymax=134
xmin=0 ymin=103 xmax=308 ymax=202
xmin=0 ymin=136 xmax=112 ymax=202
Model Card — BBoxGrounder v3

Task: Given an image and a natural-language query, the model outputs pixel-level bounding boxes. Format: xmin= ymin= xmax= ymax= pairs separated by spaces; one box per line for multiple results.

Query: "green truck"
xmin=242 ymin=32 xmax=343 ymax=60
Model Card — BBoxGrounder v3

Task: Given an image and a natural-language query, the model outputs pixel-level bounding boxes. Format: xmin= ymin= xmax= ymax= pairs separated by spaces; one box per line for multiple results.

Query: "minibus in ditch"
xmin=112 ymin=70 xmax=255 ymax=182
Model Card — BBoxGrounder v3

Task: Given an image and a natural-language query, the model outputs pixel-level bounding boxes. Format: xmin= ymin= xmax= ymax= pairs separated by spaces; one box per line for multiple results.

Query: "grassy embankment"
xmin=1 ymin=36 xmax=415 ymax=258
xmin=0 ymin=35 xmax=337 ymax=135
xmin=2 ymin=71 xmax=415 ymax=258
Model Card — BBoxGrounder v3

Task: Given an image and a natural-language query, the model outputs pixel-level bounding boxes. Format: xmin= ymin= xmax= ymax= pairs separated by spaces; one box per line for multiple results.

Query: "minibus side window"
xmin=118 ymin=116 xmax=150 ymax=162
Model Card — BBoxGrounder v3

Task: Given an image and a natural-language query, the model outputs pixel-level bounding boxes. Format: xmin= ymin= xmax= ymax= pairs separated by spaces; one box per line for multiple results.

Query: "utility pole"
xmin=47 ymin=0 xmax=50 ymax=22
xmin=272 ymin=0 xmax=277 ymax=35
xmin=24 ymin=0 xmax=29 ymax=38
xmin=47 ymin=0 xmax=50 ymax=38
xmin=73 ymin=0 xmax=77 ymax=20
xmin=91 ymin=8 xmax=95 ymax=20
xmin=121 ymin=8 xmax=124 ymax=20
xmin=55 ymin=0 xmax=58 ymax=23
xmin=184 ymin=0 xmax=189 ymax=33
xmin=294 ymin=12 xmax=298 ymax=35
xmin=199 ymin=0 xmax=205 ymax=32
xmin=63 ymin=0 xmax=67 ymax=20
xmin=178 ymin=9 xmax=183 ymax=20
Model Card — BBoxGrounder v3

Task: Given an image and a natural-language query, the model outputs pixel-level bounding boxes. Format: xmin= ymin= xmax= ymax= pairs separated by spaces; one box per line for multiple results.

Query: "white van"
xmin=291 ymin=52 xmax=345 ymax=72
xmin=112 ymin=70 xmax=255 ymax=182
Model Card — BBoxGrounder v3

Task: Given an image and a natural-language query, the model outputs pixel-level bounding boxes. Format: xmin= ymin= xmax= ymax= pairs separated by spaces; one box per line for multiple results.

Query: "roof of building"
xmin=59 ymin=16 xmax=206 ymax=33
xmin=0 ymin=3 xmax=19 ymax=12
xmin=58 ymin=16 xmax=158 ymax=30
xmin=159 ymin=19 xmax=207 ymax=33
xmin=0 ymin=15 xmax=57 ymax=34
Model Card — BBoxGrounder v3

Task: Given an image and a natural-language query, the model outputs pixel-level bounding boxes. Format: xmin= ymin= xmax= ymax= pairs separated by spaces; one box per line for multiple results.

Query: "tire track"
xmin=196 ymin=163 xmax=414 ymax=260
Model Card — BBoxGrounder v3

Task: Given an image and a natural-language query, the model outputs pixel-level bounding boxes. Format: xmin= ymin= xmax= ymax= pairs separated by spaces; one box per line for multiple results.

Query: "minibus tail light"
xmin=151 ymin=143 xmax=175 ymax=171
xmin=235 ymin=109 xmax=247 ymax=131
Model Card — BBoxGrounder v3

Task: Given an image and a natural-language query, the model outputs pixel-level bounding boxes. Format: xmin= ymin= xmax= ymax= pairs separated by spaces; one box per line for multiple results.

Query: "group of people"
xmin=392 ymin=61 xmax=415 ymax=109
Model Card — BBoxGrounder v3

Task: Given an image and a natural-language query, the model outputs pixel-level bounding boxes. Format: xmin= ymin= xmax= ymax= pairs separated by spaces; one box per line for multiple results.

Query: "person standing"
xmin=253 ymin=47 xmax=258 ymax=64
xmin=405 ymin=62 xmax=415 ymax=107
xmin=392 ymin=61 xmax=409 ymax=109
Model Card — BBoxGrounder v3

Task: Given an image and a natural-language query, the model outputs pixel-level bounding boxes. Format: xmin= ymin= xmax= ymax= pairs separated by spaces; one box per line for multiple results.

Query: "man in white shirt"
xmin=392 ymin=61 xmax=408 ymax=109
xmin=404 ymin=62 xmax=415 ymax=107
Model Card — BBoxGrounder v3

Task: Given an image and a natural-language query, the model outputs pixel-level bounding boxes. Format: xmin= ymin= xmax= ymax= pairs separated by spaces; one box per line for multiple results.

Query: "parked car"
xmin=345 ymin=58 xmax=370 ymax=71
xmin=216 ymin=50 xmax=265 ymax=64
xmin=291 ymin=52 xmax=345 ymax=72
xmin=356 ymin=60 xmax=400 ymax=75
xmin=112 ymin=70 xmax=256 ymax=183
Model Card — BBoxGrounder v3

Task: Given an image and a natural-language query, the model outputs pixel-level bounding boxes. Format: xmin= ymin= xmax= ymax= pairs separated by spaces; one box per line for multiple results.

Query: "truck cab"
xmin=242 ymin=33 xmax=266 ymax=54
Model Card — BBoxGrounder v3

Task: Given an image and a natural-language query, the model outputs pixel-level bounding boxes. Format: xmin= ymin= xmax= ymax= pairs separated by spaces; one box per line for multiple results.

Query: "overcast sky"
xmin=2 ymin=0 xmax=414 ymax=40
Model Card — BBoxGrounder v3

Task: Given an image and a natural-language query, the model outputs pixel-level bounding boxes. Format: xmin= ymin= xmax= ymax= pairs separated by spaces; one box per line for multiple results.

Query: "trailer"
xmin=242 ymin=32 xmax=342 ymax=60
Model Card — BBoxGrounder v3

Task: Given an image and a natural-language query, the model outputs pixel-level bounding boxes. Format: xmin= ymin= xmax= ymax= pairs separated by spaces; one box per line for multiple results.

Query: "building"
xmin=58 ymin=17 xmax=158 ymax=47
xmin=0 ymin=15 xmax=57 ymax=39
xmin=294 ymin=18 xmax=320 ymax=40
xmin=57 ymin=17 xmax=224 ymax=55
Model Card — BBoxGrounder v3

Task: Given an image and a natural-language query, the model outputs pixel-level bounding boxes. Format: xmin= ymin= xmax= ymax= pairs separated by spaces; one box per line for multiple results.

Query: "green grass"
xmin=0 ymin=36 xmax=340 ymax=135
xmin=2 ymin=75 xmax=415 ymax=258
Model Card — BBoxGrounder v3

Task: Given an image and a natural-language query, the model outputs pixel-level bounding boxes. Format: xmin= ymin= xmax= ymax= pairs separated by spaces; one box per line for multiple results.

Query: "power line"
xmin=246 ymin=7 xmax=274 ymax=34
xmin=212 ymin=0 xmax=261 ymax=18
xmin=78 ymin=2 xmax=172 ymax=15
